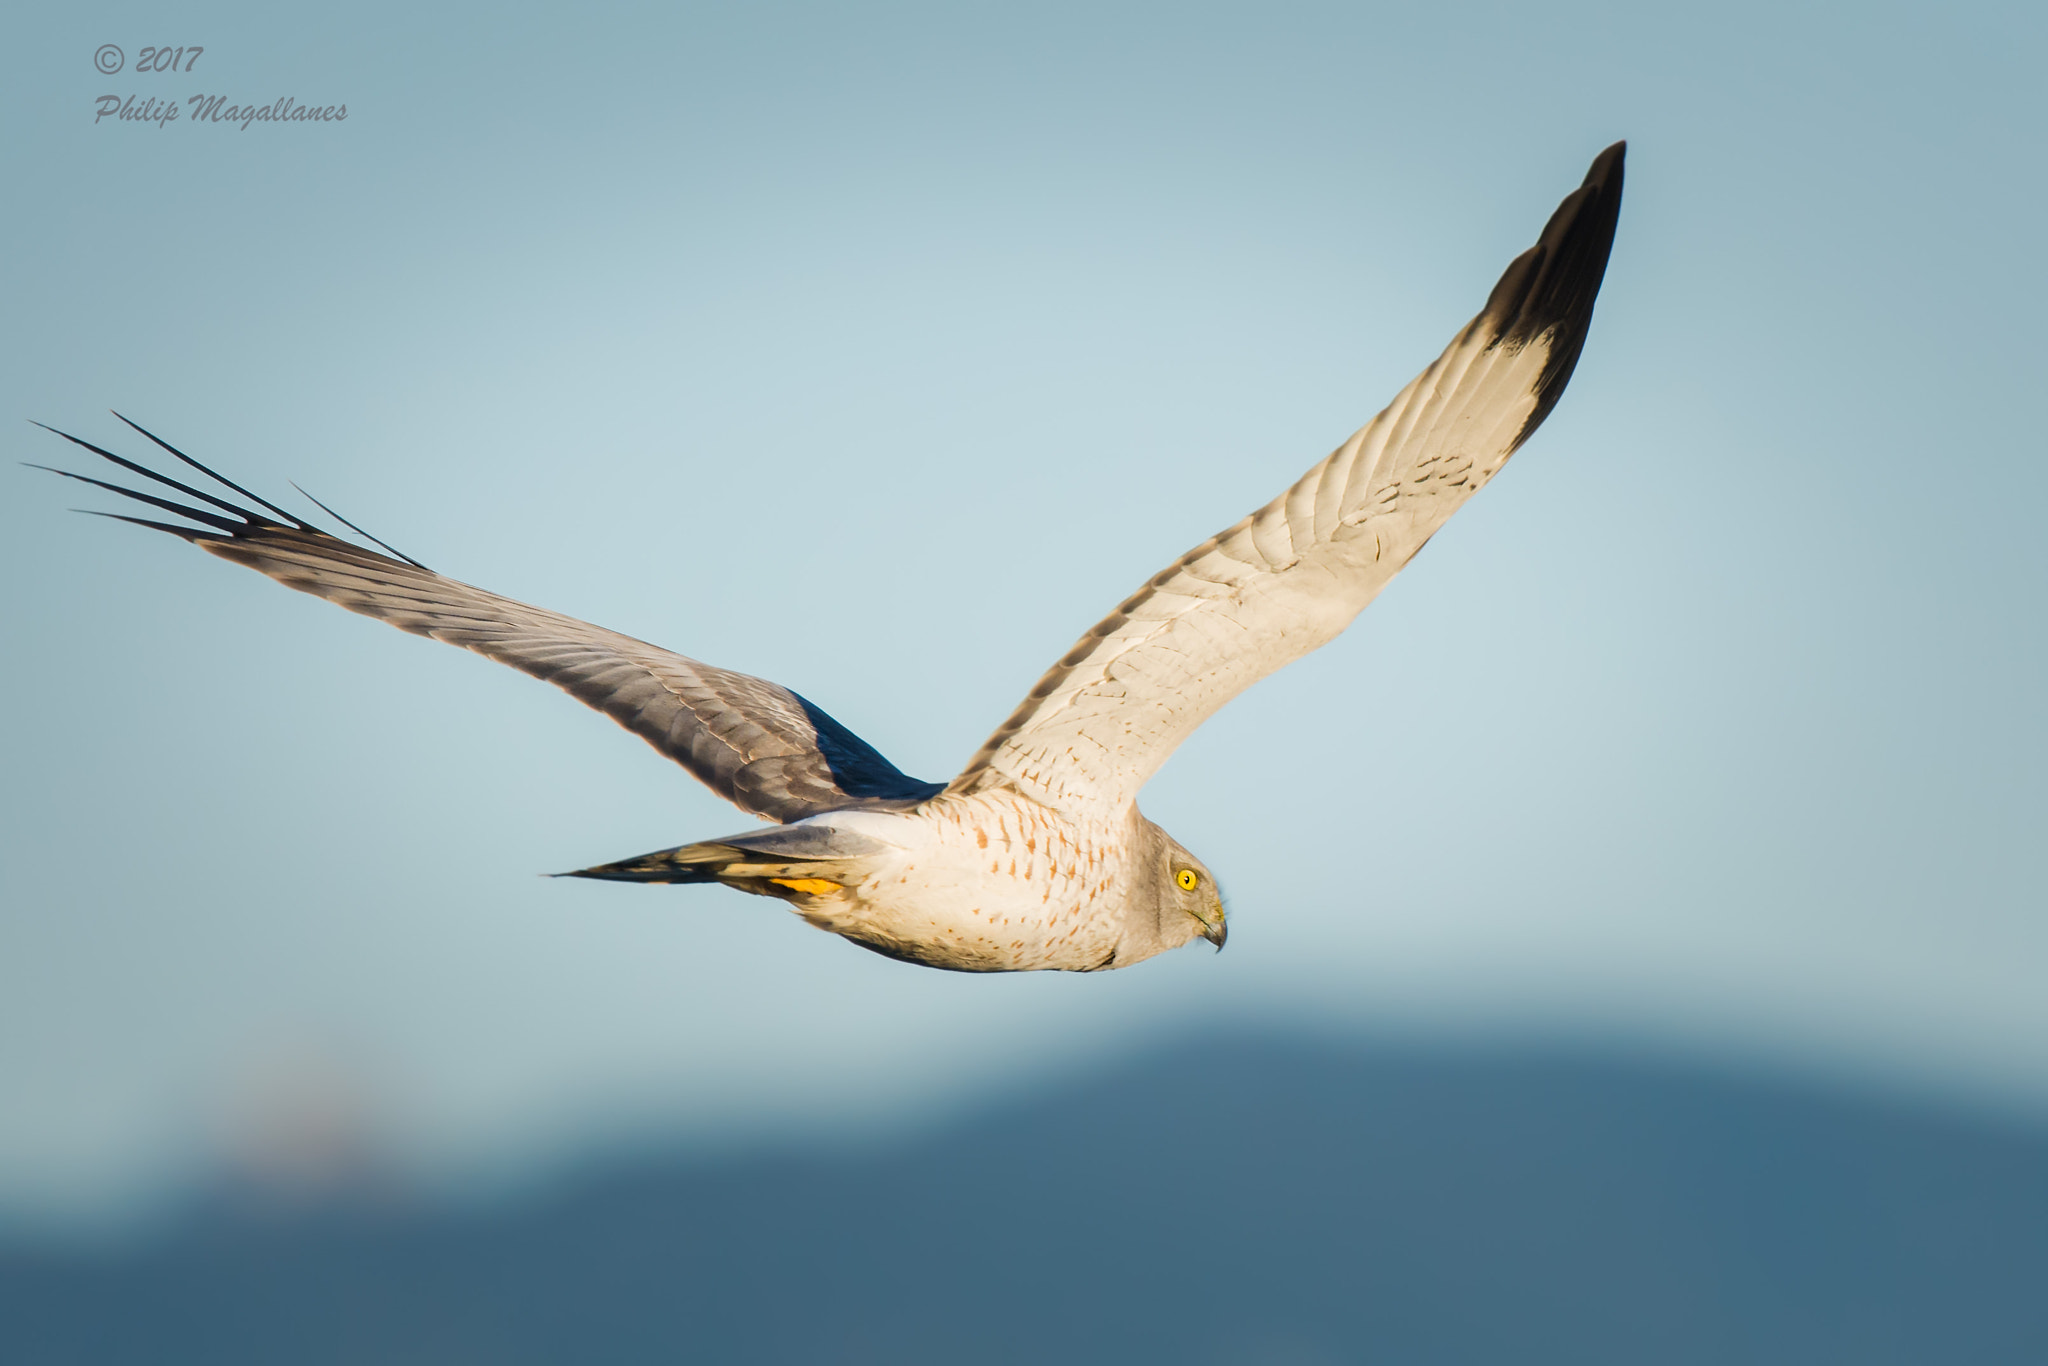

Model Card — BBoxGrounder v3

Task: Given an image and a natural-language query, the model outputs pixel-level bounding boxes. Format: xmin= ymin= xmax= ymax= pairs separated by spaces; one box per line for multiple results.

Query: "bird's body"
xmin=38 ymin=143 xmax=1624 ymax=973
xmin=730 ymin=796 xmax=1198 ymax=973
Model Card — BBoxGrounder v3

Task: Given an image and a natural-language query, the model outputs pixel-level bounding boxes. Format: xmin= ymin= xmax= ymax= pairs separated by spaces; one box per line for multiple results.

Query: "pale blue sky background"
xmin=2 ymin=0 xmax=2042 ymax=1228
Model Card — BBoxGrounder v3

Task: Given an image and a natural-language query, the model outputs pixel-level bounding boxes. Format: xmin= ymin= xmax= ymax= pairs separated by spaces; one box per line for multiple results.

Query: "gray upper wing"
xmin=949 ymin=143 xmax=1625 ymax=814
xmin=36 ymin=421 xmax=941 ymax=824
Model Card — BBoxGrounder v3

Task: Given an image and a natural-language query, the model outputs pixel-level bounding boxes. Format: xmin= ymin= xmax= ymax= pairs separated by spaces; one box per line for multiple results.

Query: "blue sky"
xmin=2 ymin=0 xmax=2042 ymax=1227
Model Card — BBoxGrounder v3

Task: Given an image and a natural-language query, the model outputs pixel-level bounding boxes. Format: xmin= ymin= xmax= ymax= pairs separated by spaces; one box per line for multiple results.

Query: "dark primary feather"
xmin=32 ymin=426 xmax=942 ymax=823
xmin=1483 ymin=140 xmax=1625 ymax=449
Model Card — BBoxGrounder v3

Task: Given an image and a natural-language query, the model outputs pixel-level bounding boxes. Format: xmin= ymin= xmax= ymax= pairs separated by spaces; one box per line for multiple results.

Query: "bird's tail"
xmin=556 ymin=843 xmax=732 ymax=884
xmin=556 ymin=821 xmax=890 ymax=895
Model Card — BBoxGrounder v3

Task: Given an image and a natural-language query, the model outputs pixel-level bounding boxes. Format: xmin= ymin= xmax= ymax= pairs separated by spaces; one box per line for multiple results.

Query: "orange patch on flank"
xmin=975 ymin=827 xmax=988 ymax=849
xmin=769 ymin=877 xmax=841 ymax=896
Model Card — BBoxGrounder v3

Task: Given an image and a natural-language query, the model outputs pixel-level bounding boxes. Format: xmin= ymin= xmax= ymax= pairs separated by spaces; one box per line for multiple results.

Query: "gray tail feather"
xmin=553 ymin=844 xmax=732 ymax=884
xmin=555 ymin=822 xmax=889 ymax=885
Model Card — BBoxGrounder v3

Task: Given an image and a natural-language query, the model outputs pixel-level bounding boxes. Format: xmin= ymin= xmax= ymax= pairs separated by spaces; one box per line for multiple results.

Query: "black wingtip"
xmin=108 ymin=411 xmax=313 ymax=530
xmin=32 ymin=418 xmax=438 ymax=573
xmin=26 ymin=461 xmax=251 ymax=533
xmin=30 ymin=420 xmax=291 ymax=530
xmin=290 ymin=481 xmax=433 ymax=572
xmin=1483 ymin=140 xmax=1626 ymax=450
xmin=73 ymin=508 xmax=215 ymax=541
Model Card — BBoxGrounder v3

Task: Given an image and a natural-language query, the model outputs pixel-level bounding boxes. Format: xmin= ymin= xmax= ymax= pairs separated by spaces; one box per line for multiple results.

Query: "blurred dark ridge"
xmin=4 ymin=1032 xmax=2046 ymax=1365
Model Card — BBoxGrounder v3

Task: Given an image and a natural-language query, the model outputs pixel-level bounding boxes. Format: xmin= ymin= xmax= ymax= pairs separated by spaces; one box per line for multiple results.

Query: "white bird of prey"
xmin=38 ymin=143 xmax=1623 ymax=973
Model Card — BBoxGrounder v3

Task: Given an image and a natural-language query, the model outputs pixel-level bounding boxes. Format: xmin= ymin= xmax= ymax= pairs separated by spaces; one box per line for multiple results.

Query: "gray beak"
xmin=1202 ymin=915 xmax=1227 ymax=951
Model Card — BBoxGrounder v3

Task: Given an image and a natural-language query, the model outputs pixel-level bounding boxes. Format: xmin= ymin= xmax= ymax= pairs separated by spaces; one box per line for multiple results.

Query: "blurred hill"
xmin=4 ymin=1032 xmax=2045 ymax=1365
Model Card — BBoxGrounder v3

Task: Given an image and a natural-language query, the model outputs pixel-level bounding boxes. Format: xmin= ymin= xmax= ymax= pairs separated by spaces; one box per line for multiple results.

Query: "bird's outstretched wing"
xmin=34 ymin=419 xmax=942 ymax=823
xmin=950 ymin=142 xmax=1625 ymax=814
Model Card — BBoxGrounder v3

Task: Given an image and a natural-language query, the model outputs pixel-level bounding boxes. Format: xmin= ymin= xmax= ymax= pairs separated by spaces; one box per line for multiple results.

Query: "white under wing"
xmin=950 ymin=143 xmax=1623 ymax=814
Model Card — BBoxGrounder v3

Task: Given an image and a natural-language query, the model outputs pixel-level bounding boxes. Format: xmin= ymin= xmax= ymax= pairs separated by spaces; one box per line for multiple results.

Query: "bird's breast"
xmin=786 ymin=793 xmax=1135 ymax=971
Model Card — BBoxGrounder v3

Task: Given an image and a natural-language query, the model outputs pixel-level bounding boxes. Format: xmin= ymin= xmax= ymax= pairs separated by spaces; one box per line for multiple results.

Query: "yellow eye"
xmin=1176 ymin=869 xmax=1199 ymax=891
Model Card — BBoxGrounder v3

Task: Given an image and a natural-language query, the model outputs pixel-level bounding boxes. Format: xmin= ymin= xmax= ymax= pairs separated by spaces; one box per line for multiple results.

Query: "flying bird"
xmin=37 ymin=143 xmax=1624 ymax=973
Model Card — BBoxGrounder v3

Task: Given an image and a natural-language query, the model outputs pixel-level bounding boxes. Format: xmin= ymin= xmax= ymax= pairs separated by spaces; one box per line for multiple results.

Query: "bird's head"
xmin=1130 ymin=815 xmax=1226 ymax=957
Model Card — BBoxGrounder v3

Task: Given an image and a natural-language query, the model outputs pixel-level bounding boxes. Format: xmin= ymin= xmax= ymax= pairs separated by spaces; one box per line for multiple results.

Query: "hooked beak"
xmin=1199 ymin=913 xmax=1227 ymax=952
